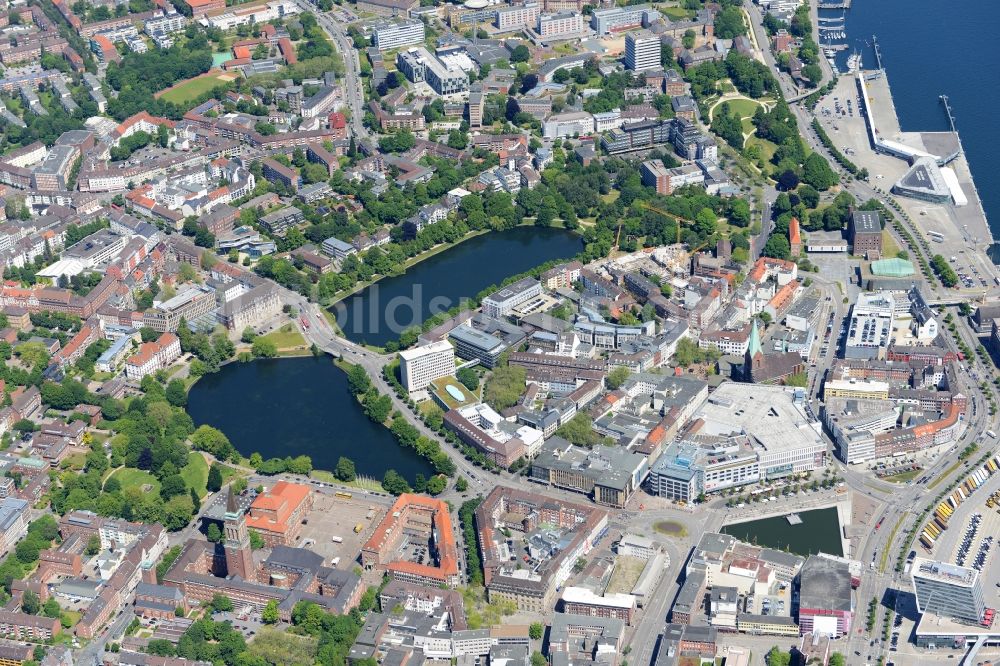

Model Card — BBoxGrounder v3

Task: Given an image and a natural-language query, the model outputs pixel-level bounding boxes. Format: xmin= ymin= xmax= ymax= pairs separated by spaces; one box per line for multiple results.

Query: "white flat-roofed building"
xmin=397 ymin=47 xmax=469 ymax=95
xmin=593 ymin=109 xmax=623 ymax=132
xmin=823 ymin=378 xmax=890 ymax=400
xmin=537 ymin=11 xmax=583 ymax=38
xmin=560 ymin=586 xmax=637 ymax=624
xmin=542 ymin=111 xmax=594 ymax=139
xmin=496 ymin=2 xmax=540 ymax=31
xmin=372 ymin=18 xmax=425 ymax=51
xmin=618 ymin=533 xmax=658 ymax=560
xmin=399 ymin=340 xmax=456 ymax=392
xmin=322 ymin=237 xmax=357 ymax=260
xmin=63 ymin=229 xmax=127 ymax=268
xmin=482 ymin=277 xmax=543 ymax=319
xmin=0 ymin=497 xmax=29 ymax=556
xmin=590 ymin=4 xmax=659 ymax=34
xmin=845 ymin=291 xmax=895 ymax=360
xmin=822 ymin=397 xmax=899 ymax=464
xmin=649 ymin=383 xmax=825 ymax=500
xmin=625 ymin=31 xmax=660 ymax=72
xmin=144 ymin=9 xmax=186 ymax=35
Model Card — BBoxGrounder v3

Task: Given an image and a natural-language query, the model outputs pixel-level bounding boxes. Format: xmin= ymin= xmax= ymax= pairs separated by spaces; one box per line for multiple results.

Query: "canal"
xmin=186 ymin=356 xmax=435 ymax=482
xmin=330 ymin=226 xmax=582 ymax=347
xmin=721 ymin=507 xmax=843 ymax=557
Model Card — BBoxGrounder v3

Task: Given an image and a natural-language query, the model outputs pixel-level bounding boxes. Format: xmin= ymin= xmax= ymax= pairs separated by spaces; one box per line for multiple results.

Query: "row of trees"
xmin=345 ymin=363 xmax=455 ymax=490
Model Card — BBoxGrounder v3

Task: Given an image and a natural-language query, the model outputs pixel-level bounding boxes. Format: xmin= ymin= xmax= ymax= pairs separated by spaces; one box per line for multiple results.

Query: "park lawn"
xmin=745 ymin=136 xmax=778 ymax=163
xmin=260 ymin=325 xmax=307 ymax=350
xmin=60 ymin=610 xmax=81 ymax=628
xmin=181 ymin=451 xmax=210 ymax=497
xmin=723 ymin=98 xmax=763 ymax=118
xmin=158 ymin=72 xmax=233 ymax=105
xmin=109 ymin=467 xmax=160 ymax=494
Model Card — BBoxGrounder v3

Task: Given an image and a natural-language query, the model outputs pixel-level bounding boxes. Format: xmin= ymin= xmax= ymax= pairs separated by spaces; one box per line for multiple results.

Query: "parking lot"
xmin=295 ymin=492 xmax=385 ymax=569
xmin=948 ymin=504 xmax=1000 ymax=577
xmin=747 ymin=584 xmax=793 ymax=618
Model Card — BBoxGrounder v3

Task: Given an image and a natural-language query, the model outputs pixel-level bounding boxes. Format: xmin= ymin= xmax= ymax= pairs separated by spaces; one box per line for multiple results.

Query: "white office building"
xmin=399 ymin=340 xmax=456 ymax=392
xmin=496 ymin=2 xmax=540 ymax=31
xmin=372 ymin=18 xmax=425 ymax=51
xmin=481 ymin=277 xmax=543 ymax=319
xmin=537 ymin=11 xmax=583 ymax=38
xmin=625 ymin=31 xmax=660 ymax=72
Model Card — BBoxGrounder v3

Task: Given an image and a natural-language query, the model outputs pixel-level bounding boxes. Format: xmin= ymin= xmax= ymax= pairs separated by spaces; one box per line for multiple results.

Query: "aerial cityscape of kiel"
xmin=0 ymin=0 xmax=998 ymax=663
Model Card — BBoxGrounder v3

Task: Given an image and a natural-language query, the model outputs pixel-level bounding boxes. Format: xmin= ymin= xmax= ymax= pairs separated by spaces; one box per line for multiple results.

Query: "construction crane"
xmin=638 ymin=202 xmax=696 ymax=245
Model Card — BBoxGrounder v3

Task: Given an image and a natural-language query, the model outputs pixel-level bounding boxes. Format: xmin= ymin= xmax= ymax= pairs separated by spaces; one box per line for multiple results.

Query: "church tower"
xmin=743 ymin=318 xmax=763 ymax=382
xmin=223 ymin=488 xmax=255 ymax=582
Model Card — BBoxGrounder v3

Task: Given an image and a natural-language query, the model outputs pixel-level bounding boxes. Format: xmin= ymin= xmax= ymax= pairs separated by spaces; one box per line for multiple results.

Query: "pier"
xmin=941 ymin=95 xmax=958 ymax=134
xmin=873 ymin=35 xmax=884 ymax=71
xmin=937 ymin=96 xmax=962 ymax=165
xmin=818 ymin=0 xmax=851 ymax=9
xmin=786 ymin=513 xmax=803 ymax=525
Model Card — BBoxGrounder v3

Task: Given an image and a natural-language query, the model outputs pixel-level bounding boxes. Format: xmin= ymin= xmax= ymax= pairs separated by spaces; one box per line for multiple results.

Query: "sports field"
xmin=157 ymin=70 xmax=237 ymax=105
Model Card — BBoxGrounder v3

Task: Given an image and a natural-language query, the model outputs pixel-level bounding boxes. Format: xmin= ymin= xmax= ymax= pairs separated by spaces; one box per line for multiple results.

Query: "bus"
xmin=928 ymin=231 xmax=945 ymax=242
xmin=335 ymin=491 xmax=353 ymax=499
xmin=989 ymin=431 xmax=997 ymax=439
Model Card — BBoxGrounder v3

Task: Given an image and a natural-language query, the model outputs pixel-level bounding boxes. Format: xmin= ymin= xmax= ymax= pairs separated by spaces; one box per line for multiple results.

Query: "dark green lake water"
xmin=330 ymin=226 xmax=582 ymax=347
xmin=721 ymin=506 xmax=843 ymax=557
xmin=186 ymin=356 xmax=435 ymax=482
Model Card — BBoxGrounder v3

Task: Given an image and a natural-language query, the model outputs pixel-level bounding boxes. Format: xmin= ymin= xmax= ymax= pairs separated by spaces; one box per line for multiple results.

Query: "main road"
xmin=293 ymin=0 xmax=370 ymax=142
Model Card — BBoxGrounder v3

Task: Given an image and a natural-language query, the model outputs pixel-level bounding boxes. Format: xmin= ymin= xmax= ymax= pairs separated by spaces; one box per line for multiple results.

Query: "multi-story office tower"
xmin=911 ymin=559 xmax=985 ymax=624
xmin=625 ymin=31 xmax=660 ymax=72
xmin=399 ymin=340 xmax=456 ymax=392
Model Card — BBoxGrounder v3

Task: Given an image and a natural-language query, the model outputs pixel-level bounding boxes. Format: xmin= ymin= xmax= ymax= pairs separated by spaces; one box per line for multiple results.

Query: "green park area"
xmin=259 ymin=324 xmax=307 ymax=351
xmin=106 ymin=467 xmax=160 ymax=494
xmin=180 ymin=452 xmax=210 ymax=497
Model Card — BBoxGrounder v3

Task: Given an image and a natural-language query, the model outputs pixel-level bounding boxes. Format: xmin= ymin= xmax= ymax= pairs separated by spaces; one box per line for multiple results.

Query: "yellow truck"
xmin=354 ymin=523 xmax=364 ymax=533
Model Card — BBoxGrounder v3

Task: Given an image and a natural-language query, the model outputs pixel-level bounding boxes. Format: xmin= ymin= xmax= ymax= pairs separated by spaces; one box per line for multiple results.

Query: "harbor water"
xmin=721 ymin=507 xmax=844 ymax=557
xmin=824 ymin=0 xmax=1000 ymax=243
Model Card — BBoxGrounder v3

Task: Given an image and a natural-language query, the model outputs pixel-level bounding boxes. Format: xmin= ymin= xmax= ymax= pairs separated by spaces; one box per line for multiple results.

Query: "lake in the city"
xmin=330 ymin=226 xmax=583 ymax=347
xmin=721 ymin=506 xmax=843 ymax=557
xmin=186 ymin=356 xmax=435 ymax=482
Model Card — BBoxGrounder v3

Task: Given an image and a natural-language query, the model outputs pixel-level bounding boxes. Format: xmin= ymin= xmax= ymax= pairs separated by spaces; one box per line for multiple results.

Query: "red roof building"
xmin=184 ymin=0 xmax=225 ymax=16
xmin=245 ymin=481 xmax=313 ymax=547
xmin=277 ymin=37 xmax=296 ymax=65
xmin=360 ymin=494 xmax=460 ymax=587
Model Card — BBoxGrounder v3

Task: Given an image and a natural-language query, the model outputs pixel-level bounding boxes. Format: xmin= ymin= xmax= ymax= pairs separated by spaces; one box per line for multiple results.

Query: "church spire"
xmin=225 ymin=486 xmax=238 ymax=517
xmin=747 ymin=318 xmax=762 ymax=358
